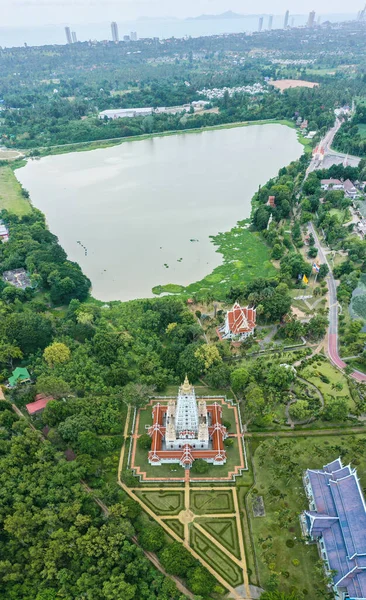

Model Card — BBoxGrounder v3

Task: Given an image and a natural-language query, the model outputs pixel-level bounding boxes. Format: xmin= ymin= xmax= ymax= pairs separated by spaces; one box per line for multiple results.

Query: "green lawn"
xmin=0 ymin=166 xmax=31 ymax=215
xmin=137 ymin=406 xmax=154 ymax=435
xmin=191 ymin=489 xmax=234 ymax=514
xmin=153 ymin=223 xmax=277 ymax=301
xmin=190 ymin=526 xmax=244 ymax=587
xmin=305 ymin=68 xmax=336 ymax=76
xmin=248 ymin=434 xmax=366 ymax=596
xmin=132 ymin=433 xmax=242 ymax=480
xmin=134 ymin=490 xmax=185 ymax=515
xmin=197 ymin=516 xmax=241 ymax=559
xmin=134 ymin=398 xmax=243 ymax=480
xmin=300 ymin=359 xmax=355 ymax=411
xmin=133 ymin=442 xmax=186 ymax=479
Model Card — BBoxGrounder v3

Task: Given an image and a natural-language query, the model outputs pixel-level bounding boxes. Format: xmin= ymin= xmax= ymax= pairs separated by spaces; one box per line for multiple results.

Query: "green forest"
xmin=3 ymin=16 xmax=366 ymax=600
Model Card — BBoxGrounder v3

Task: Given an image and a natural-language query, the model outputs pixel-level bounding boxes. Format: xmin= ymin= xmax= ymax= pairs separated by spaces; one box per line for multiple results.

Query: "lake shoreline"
xmin=15 ymin=118 xmax=311 ymax=159
xmin=16 ymin=123 xmax=304 ymax=301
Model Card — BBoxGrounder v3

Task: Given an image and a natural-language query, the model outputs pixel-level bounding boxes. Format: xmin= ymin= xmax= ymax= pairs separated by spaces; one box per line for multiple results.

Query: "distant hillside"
xmin=187 ymin=11 xmax=245 ymax=21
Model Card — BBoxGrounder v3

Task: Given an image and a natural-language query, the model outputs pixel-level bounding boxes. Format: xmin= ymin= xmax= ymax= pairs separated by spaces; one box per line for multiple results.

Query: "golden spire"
xmin=181 ymin=375 xmax=192 ymax=394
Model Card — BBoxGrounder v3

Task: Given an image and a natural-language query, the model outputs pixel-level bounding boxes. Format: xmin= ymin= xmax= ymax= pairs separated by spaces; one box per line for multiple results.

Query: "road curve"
xmin=308 ymin=223 xmax=366 ymax=382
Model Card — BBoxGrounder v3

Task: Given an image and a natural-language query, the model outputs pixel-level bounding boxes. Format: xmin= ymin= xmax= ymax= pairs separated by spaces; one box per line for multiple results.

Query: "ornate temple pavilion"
xmin=217 ymin=303 xmax=256 ymax=342
xmin=148 ymin=377 xmax=228 ymax=468
xmin=302 ymin=458 xmax=366 ymax=600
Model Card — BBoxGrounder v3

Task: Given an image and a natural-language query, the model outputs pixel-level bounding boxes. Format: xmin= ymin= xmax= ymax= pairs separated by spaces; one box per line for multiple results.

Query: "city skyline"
xmin=0 ymin=1 xmax=363 ymax=27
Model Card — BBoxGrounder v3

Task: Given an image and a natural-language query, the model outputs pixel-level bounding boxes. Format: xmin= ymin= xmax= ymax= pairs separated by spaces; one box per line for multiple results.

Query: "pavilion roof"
xmin=305 ymin=459 xmax=366 ymax=598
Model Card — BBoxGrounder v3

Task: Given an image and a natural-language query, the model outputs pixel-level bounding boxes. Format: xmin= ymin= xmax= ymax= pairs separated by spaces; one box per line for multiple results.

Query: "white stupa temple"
xmin=148 ymin=377 xmax=228 ymax=468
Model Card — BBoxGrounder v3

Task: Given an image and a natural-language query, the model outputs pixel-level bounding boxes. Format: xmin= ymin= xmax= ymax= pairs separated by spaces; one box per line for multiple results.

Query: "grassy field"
xmin=135 ymin=490 xmax=185 ymax=515
xmin=248 ymin=433 xmax=366 ymax=596
xmin=305 ymin=68 xmax=336 ymax=76
xmin=190 ymin=526 xmax=244 ymax=587
xmin=153 ymin=224 xmax=277 ymax=300
xmin=191 ymin=489 xmax=234 ymax=514
xmin=198 ymin=516 xmax=241 ymax=559
xmin=0 ymin=166 xmax=31 ymax=216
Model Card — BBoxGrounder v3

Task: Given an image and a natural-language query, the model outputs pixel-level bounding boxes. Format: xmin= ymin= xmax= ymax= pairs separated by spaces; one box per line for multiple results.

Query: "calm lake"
xmin=16 ymin=124 xmax=303 ymax=301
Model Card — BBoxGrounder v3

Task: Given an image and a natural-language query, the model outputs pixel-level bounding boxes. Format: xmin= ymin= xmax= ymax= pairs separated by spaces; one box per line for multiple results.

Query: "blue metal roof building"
xmin=303 ymin=459 xmax=366 ymax=600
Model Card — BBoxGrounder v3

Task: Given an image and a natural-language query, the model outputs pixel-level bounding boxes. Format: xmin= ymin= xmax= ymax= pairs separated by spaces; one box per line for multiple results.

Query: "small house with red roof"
xmin=26 ymin=393 xmax=54 ymax=415
xmin=218 ymin=303 xmax=256 ymax=342
xmin=267 ymin=196 xmax=276 ymax=208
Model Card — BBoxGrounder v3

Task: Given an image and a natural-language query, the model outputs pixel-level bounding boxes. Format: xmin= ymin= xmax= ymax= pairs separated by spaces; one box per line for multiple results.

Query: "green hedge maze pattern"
xmin=135 ymin=491 xmax=184 ymax=515
xmin=162 ymin=518 xmax=184 ymax=540
xmin=190 ymin=526 xmax=243 ymax=587
xmin=197 ymin=517 xmax=241 ymax=559
xmin=190 ymin=490 xmax=234 ymax=514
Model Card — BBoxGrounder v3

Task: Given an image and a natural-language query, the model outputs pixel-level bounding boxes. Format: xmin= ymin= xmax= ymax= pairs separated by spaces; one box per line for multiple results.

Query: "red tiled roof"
xmin=148 ymin=402 xmax=227 ymax=465
xmin=26 ymin=394 xmax=53 ymax=415
xmin=227 ymin=303 xmax=256 ymax=335
xmin=321 ymin=179 xmax=342 ymax=185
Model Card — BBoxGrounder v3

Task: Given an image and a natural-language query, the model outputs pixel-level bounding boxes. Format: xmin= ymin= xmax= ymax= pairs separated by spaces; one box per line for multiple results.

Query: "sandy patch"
xmin=0 ymin=150 xmax=24 ymax=160
xmin=292 ymin=306 xmax=307 ymax=319
xmin=178 ymin=509 xmax=195 ymax=524
xmin=271 ymin=79 xmax=319 ymax=91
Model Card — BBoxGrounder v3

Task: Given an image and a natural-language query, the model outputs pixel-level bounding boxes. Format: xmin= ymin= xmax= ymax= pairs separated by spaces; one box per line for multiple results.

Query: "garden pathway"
xmin=246 ymin=426 xmax=366 ymax=438
xmin=285 ymin=375 xmax=325 ymax=427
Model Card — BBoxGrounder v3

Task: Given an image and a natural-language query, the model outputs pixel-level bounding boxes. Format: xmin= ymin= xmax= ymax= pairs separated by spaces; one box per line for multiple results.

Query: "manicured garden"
xmin=164 ymin=519 xmax=184 ymax=540
xmin=190 ymin=526 xmax=244 ymax=587
xmin=132 ymin=443 xmax=186 ymax=479
xmin=135 ymin=490 xmax=185 ymax=515
xmin=197 ymin=517 xmax=241 ymax=559
xmin=191 ymin=489 xmax=234 ymax=514
xmin=299 ymin=357 xmax=356 ymax=412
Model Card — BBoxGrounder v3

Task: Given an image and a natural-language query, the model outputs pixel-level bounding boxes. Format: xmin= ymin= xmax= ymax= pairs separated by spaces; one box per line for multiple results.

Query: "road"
xmin=308 ymin=222 xmax=366 ymax=382
xmin=306 ymin=117 xmax=343 ymax=175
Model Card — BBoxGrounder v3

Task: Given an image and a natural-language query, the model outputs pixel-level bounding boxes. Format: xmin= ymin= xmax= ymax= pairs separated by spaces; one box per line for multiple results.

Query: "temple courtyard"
xmin=117 ymin=384 xmax=255 ymax=600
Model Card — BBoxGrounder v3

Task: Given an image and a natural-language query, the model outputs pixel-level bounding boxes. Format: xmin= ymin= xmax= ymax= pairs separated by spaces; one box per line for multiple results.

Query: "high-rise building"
xmin=65 ymin=26 xmax=72 ymax=44
xmin=111 ymin=21 xmax=119 ymax=42
xmin=258 ymin=16 xmax=263 ymax=32
xmin=307 ymin=11 xmax=316 ymax=27
xmin=71 ymin=31 xmax=77 ymax=43
xmin=284 ymin=10 xmax=289 ymax=28
xmin=130 ymin=31 xmax=137 ymax=41
xmin=268 ymin=15 xmax=273 ymax=30
xmin=123 ymin=35 xmax=130 ymax=42
xmin=290 ymin=17 xmax=295 ymax=27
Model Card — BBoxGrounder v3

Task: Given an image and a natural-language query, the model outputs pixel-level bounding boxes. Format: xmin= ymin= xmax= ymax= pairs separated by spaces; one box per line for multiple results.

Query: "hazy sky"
xmin=0 ymin=0 xmax=361 ymax=27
